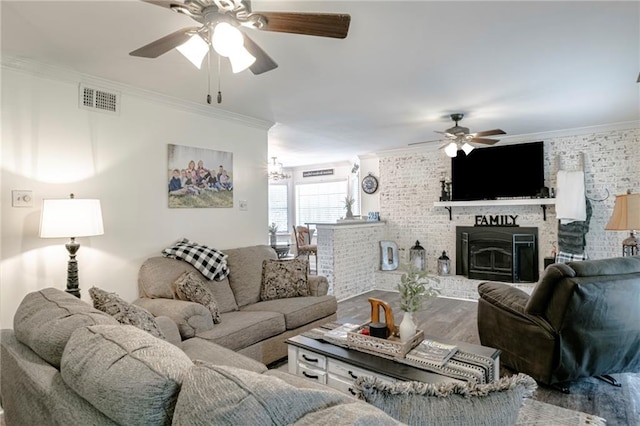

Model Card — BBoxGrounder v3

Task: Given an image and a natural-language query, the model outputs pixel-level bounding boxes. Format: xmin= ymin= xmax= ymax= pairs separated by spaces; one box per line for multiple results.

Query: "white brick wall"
xmin=377 ymin=128 xmax=640 ymax=275
xmin=317 ymin=222 xmax=386 ymax=300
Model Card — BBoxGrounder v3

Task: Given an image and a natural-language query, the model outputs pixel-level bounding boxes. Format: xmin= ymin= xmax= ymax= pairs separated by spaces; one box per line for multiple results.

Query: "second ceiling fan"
xmin=410 ymin=113 xmax=506 ymax=157
xmin=130 ymin=0 xmax=351 ymax=75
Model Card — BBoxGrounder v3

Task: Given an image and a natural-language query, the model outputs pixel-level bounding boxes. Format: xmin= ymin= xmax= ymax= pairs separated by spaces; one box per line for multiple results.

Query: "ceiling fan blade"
xmin=469 ymin=137 xmax=500 ymax=145
xmin=254 ymin=12 xmax=351 ymax=38
xmin=243 ymin=34 xmax=278 ymax=75
xmin=129 ymin=27 xmax=198 ymax=58
xmin=474 ymin=129 xmax=506 ymax=137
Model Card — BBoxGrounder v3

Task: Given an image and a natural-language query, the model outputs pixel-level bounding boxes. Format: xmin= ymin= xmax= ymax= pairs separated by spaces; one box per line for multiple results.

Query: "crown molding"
xmin=374 ymin=120 xmax=640 ymax=159
xmin=1 ymin=55 xmax=274 ymax=131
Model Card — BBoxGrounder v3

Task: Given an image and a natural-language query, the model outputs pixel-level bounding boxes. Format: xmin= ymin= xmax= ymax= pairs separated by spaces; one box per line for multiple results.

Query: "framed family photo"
xmin=167 ymin=144 xmax=233 ymax=208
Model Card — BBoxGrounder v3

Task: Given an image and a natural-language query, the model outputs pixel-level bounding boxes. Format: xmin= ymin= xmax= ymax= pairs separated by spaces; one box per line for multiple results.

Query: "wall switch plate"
xmin=239 ymin=200 xmax=248 ymax=211
xmin=12 ymin=190 xmax=33 ymax=207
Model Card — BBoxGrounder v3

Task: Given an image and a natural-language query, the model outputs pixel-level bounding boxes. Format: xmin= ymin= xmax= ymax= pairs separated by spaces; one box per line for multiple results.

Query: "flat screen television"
xmin=451 ymin=141 xmax=545 ymax=201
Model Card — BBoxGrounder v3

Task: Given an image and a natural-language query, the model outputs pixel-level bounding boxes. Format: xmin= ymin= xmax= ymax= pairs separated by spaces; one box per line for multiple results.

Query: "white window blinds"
xmin=268 ymin=184 xmax=288 ymax=232
xmin=296 ymin=180 xmax=348 ymax=225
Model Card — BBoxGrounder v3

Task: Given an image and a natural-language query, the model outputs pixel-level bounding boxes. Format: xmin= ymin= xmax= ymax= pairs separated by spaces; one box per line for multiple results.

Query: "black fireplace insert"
xmin=456 ymin=226 xmax=539 ymax=283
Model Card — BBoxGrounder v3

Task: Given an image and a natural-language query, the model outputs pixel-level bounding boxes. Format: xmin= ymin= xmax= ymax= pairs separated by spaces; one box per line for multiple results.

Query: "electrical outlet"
xmin=12 ymin=190 xmax=33 ymax=207
xmin=239 ymin=200 xmax=248 ymax=211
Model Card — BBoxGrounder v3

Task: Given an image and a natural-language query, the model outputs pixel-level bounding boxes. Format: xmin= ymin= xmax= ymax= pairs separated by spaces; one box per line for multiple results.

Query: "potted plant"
xmin=268 ymin=223 xmax=278 ymax=246
xmin=397 ymin=263 xmax=440 ymax=341
xmin=344 ymin=196 xmax=355 ymax=219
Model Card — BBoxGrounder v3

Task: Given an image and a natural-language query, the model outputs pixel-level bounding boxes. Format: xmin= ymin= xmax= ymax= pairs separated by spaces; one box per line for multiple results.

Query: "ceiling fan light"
xmin=176 ymin=34 xmax=209 ymax=69
xmin=212 ymin=22 xmax=244 ymax=57
xmin=462 ymin=142 xmax=474 ymax=155
xmin=228 ymin=46 xmax=256 ymax=73
xmin=444 ymin=142 xmax=459 ymax=158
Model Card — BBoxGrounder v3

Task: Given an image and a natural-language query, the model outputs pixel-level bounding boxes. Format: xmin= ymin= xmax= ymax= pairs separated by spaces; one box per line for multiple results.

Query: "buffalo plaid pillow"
xmin=555 ymin=251 xmax=588 ymax=264
xmin=162 ymin=239 xmax=229 ymax=281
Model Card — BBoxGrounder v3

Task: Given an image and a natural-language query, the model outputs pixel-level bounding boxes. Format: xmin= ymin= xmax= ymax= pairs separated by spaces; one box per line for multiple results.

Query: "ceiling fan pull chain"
xmin=217 ymin=55 xmax=222 ymax=104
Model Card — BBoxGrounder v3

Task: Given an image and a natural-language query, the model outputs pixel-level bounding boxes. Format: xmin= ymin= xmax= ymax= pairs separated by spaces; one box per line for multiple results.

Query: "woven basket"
xmin=347 ymin=324 xmax=424 ymax=358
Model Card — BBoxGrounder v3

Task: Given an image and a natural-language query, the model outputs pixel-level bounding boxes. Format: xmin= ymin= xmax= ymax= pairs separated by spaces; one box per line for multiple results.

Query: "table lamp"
xmin=39 ymin=193 xmax=104 ymax=298
xmin=605 ymin=190 xmax=640 ymax=256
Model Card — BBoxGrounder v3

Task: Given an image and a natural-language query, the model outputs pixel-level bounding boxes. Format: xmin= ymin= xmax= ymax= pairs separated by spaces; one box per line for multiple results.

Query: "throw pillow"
xmin=260 ymin=258 xmax=310 ymax=301
xmin=555 ymin=251 xmax=588 ymax=263
xmin=162 ymin=238 xmax=229 ymax=281
xmin=172 ymin=271 xmax=221 ymax=324
xmin=89 ymin=287 xmax=165 ymax=339
xmin=353 ymin=373 xmax=537 ymax=426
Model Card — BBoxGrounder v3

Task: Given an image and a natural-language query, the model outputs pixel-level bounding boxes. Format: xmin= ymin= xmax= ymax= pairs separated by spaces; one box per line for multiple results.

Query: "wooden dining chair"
xmin=293 ymin=225 xmax=318 ymax=274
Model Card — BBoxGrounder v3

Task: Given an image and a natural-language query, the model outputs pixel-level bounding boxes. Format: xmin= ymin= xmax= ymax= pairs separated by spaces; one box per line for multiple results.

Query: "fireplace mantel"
xmin=434 ymin=198 xmax=556 ymax=221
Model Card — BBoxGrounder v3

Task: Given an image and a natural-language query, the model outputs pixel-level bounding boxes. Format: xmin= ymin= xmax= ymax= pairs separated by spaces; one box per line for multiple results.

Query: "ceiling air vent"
xmin=79 ymin=84 xmax=120 ymax=114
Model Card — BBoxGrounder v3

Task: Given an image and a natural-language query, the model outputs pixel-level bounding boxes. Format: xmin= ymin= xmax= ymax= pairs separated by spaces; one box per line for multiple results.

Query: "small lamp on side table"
xmin=605 ymin=190 xmax=640 ymax=256
xmin=39 ymin=193 xmax=104 ymax=298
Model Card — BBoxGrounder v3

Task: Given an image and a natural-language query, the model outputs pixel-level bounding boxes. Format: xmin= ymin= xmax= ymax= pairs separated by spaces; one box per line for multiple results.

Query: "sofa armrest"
xmin=154 ymin=316 xmax=182 ymax=347
xmin=308 ymin=275 xmax=329 ymax=296
xmin=478 ymin=282 xmax=554 ymax=334
xmin=133 ymin=298 xmax=213 ymax=339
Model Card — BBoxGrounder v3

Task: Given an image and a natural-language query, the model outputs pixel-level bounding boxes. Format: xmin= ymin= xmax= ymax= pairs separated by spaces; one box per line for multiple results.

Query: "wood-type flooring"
xmin=337 ymin=290 xmax=640 ymax=426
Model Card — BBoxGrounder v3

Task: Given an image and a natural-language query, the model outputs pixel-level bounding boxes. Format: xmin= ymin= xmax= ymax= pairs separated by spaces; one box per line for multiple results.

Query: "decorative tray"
xmin=347 ymin=324 xmax=424 ymax=358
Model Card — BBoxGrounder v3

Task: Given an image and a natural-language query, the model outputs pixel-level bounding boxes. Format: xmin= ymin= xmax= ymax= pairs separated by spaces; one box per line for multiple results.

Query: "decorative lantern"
xmin=409 ymin=240 xmax=426 ymax=271
xmin=438 ymin=251 xmax=451 ymax=276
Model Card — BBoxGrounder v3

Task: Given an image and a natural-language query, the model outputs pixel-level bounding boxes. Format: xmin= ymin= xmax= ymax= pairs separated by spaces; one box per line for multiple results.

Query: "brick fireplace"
xmin=456 ymin=226 xmax=539 ymax=283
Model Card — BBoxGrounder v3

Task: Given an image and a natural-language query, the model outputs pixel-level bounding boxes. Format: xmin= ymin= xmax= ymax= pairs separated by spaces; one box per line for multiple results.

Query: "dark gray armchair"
xmin=477 ymin=256 xmax=640 ymax=387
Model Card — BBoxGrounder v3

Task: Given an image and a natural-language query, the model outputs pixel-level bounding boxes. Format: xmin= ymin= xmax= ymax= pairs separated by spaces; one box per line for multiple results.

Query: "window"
xmin=296 ymin=180 xmax=348 ymax=225
xmin=268 ymin=184 xmax=288 ymax=232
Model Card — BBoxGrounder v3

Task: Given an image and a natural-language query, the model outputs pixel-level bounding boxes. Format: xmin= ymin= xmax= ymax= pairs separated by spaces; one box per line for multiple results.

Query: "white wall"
xmin=1 ymin=64 xmax=271 ymax=328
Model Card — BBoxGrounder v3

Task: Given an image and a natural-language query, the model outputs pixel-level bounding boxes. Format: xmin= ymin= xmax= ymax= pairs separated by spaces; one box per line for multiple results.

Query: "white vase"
xmin=399 ymin=311 xmax=417 ymax=342
xmin=269 ymin=234 xmax=277 ymax=246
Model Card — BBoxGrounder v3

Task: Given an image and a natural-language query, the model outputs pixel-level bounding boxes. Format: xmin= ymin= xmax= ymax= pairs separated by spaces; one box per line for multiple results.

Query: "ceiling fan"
xmin=409 ymin=113 xmax=506 ymax=157
xmin=129 ymin=0 xmax=351 ymax=77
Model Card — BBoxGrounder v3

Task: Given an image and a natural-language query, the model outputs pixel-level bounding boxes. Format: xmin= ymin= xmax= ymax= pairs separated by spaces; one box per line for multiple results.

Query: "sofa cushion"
xmin=225 ymin=245 xmax=277 ymax=307
xmin=195 ymin=310 xmax=285 ymax=351
xmin=88 ymin=287 xmax=165 ymax=339
xmin=162 ymin=238 xmax=229 ymax=281
xmin=172 ymin=363 xmax=398 ymax=426
xmin=241 ymin=296 xmax=337 ymax=330
xmin=181 ymin=337 xmax=267 ymax=374
xmin=353 ymin=373 xmax=537 ymax=426
xmin=60 ymin=325 xmax=193 ymax=426
xmin=13 ymin=288 xmax=118 ymax=368
xmin=260 ymin=258 xmax=310 ymax=301
xmin=139 ymin=256 xmax=238 ymax=313
xmin=172 ymin=271 xmax=221 ymax=323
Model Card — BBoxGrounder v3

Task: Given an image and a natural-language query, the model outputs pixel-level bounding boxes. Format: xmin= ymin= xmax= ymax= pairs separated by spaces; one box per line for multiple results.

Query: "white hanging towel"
xmin=556 ymin=170 xmax=586 ymax=224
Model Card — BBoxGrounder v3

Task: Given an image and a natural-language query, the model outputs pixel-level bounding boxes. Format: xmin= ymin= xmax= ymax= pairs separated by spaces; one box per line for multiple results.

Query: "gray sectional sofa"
xmin=0 ymin=288 xmax=398 ymax=425
xmin=134 ymin=245 xmax=338 ymax=365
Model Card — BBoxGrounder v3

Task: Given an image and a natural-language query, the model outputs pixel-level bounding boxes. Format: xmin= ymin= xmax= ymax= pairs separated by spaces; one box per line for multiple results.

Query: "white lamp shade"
xmin=461 ymin=142 xmax=474 ymax=155
xmin=176 ymin=34 xmax=209 ymax=69
xmin=444 ymin=142 xmax=459 ymax=158
xmin=228 ymin=45 xmax=256 ymax=73
xmin=40 ymin=199 xmax=104 ymax=238
xmin=605 ymin=193 xmax=640 ymax=230
xmin=212 ymin=22 xmax=244 ymax=57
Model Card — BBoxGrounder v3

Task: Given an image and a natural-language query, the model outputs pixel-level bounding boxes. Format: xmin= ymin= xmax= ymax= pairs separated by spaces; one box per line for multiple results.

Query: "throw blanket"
xmin=557 ymin=198 xmax=592 ymax=255
xmin=556 ymin=170 xmax=586 ymax=224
